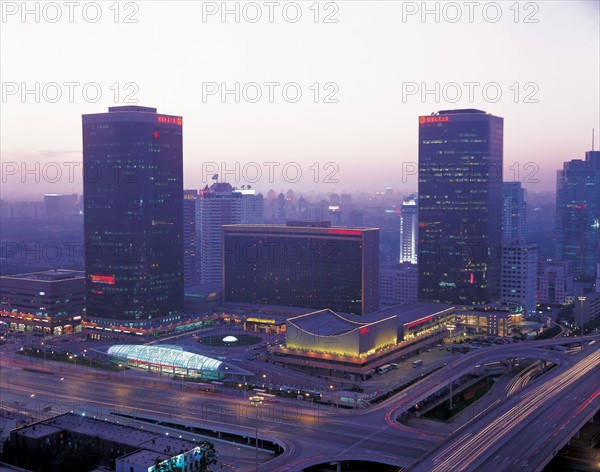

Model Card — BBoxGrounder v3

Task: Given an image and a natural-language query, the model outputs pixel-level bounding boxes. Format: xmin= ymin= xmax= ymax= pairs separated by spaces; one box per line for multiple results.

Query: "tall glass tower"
xmin=556 ymin=150 xmax=600 ymax=278
xmin=82 ymin=106 xmax=184 ymax=326
xmin=418 ymin=109 xmax=503 ymax=305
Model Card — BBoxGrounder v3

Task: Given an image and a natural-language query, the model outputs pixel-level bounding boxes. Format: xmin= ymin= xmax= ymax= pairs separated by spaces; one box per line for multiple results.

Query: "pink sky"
xmin=1 ymin=1 xmax=598 ymax=200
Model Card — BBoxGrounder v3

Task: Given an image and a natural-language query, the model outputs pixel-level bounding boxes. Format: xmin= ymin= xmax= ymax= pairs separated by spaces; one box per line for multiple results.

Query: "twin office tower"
xmin=82 ymin=106 xmax=504 ymax=325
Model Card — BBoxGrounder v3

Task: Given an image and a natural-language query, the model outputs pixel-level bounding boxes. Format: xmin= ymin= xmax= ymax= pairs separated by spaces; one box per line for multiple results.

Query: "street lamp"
xmin=41 ymin=342 xmax=46 ymax=363
xmin=249 ymin=395 xmax=263 ymax=472
xmin=84 ymin=349 xmax=92 ymax=367
xmin=577 ymin=296 xmax=586 ymax=336
xmin=118 ymin=364 xmax=126 ymax=383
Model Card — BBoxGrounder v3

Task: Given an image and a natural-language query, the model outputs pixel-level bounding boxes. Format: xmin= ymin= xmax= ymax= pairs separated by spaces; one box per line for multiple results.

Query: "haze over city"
xmin=1 ymin=2 xmax=599 ymax=472
xmin=1 ymin=1 xmax=599 ymax=198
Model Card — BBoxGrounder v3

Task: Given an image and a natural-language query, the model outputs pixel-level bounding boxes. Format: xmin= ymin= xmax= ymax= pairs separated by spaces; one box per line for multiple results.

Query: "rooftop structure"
xmin=102 ymin=344 xmax=253 ymax=380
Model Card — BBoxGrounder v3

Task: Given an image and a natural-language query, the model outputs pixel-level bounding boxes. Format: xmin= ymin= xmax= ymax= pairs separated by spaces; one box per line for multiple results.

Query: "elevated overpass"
xmin=2 ymin=334 xmax=597 ymax=472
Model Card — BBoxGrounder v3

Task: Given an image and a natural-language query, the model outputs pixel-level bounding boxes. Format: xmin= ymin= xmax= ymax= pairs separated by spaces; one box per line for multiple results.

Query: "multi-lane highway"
xmin=407 ymin=346 xmax=600 ymax=471
xmin=1 ymin=335 xmax=598 ymax=471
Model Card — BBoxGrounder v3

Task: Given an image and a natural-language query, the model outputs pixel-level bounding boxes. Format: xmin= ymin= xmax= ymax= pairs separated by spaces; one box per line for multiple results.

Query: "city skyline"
xmin=1 ymin=3 xmax=599 ymax=471
xmin=2 ymin=1 xmax=599 ymax=199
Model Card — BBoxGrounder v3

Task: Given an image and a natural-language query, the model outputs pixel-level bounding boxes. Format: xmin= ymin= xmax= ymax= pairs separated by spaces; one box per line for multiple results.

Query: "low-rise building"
xmin=0 ymin=270 xmax=85 ymax=335
xmin=269 ymin=303 xmax=456 ymax=380
xmin=8 ymin=413 xmax=206 ymax=472
xmin=455 ymin=307 xmax=516 ymax=337
xmin=537 ymin=260 xmax=573 ymax=305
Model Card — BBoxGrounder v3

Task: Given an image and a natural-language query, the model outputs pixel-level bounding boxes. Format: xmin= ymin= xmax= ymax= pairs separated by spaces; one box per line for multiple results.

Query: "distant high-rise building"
xmin=500 ymin=244 xmax=537 ymax=316
xmin=380 ymin=262 xmax=418 ymax=305
xmin=82 ymin=106 xmax=184 ymax=325
xmin=418 ymin=109 xmax=503 ymax=305
xmin=537 ymin=260 xmax=573 ymax=305
xmin=556 ymin=150 xmax=600 ymax=278
xmin=399 ymin=195 xmax=418 ymax=264
xmin=183 ymin=190 xmax=198 ymax=286
xmin=500 ymin=182 xmax=536 ymax=315
xmin=198 ymin=182 xmax=263 ymax=285
xmin=223 ymin=222 xmax=379 ymax=314
xmin=44 ymin=194 xmax=79 ymax=218
xmin=502 ymin=182 xmax=526 ymax=244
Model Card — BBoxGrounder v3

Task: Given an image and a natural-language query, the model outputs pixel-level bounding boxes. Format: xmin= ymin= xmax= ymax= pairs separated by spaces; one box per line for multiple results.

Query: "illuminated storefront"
xmin=0 ymin=270 xmax=84 ymax=335
xmin=244 ymin=317 xmax=286 ymax=334
xmin=457 ymin=308 xmax=514 ymax=337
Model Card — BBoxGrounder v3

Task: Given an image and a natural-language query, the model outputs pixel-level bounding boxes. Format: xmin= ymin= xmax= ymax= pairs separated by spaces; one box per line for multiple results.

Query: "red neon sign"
xmin=157 ymin=116 xmax=183 ymax=126
xmin=419 ymin=115 xmax=449 ymax=124
xmin=91 ymin=275 xmax=115 ymax=285
xmin=406 ymin=316 xmax=433 ymax=329
xmin=359 ymin=327 xmax=370 ymax=334
xmin=327 ymin=229 xmax=362 ymax=236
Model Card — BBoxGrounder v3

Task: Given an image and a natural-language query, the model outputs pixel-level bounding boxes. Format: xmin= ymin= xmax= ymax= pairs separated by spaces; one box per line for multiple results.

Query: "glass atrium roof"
xmin=107 ymin=344 xmax=223 ymax=373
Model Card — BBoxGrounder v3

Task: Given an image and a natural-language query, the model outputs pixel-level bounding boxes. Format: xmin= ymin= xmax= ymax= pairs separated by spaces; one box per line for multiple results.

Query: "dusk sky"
xmin=1 ymin=0 xmax=599 ymax=199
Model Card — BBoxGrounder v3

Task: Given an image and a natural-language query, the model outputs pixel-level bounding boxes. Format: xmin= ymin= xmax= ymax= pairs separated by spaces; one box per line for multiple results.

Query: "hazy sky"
xmin=1 ymin=0 xmax=599 ymax=200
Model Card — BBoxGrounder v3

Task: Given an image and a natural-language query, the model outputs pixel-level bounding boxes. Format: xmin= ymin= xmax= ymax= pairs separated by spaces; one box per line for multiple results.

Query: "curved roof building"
xmin=106 ymin=344 xmax=253 ymax=379
xmin=286 ymin=309 xmax=397 ymax=357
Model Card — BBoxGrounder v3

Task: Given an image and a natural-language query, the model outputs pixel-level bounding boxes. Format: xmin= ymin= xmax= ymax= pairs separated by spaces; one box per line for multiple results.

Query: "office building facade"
xmin=0 ymin=270 xmax=85 ymax=335
xmin=380 ymin=263 xmax=418 ymax=305
xmin=183 ymin=190 xmax=199 ymax=286
xmin=198 ymin=182 xmax=263 ymax=285
xmin=502 ymin=182 xmax=527 ymax=244
xmin=537 ymin=260 xmax=573 ymax=305
xmin=223 ymin=222 xmax=379 ymax=314
xmin=500 ymin=244 xmax=537 ymax=316
xmin=418 ymin=109 xmax=503 ymax=305
xmin=82 ymin=106 xmax=184 ymax=326
xmin=399 ymin=195 xmax=418 ymax=264
xmin=556 ymin=151 xmax=600 ymax=278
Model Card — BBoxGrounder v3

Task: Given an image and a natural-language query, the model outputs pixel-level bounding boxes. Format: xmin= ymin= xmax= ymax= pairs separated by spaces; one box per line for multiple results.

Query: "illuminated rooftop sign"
xmin=90 ymin=275 xmax=115 ymax=285
xmin=327 ymin=229 xmax=362 ymax=236
xmin=419 ymin=115 xmax=450 ymax=124
xmin=157 ymin=115 xmax=183 ymax=126
xmin=406 ymin=315 xmax=433 ymax=329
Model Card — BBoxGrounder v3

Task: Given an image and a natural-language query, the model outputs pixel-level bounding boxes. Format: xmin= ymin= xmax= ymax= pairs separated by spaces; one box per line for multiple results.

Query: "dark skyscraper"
xmin=223 ymin=222 xmax=379 ymax=314
xmin=556 ymin=150 xmax=600 ymax=278
xmin=82 ymin=106 xmax=184 ymax=326
xmin=418 ymin=109 xmax=503 ymax=305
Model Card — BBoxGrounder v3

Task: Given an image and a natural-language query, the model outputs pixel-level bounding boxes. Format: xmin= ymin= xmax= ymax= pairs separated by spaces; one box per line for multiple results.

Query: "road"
xmin=408 ymin=346 xmax=600 ymax=472
xmin=1 ymin=334 xmax=598 ymax=471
